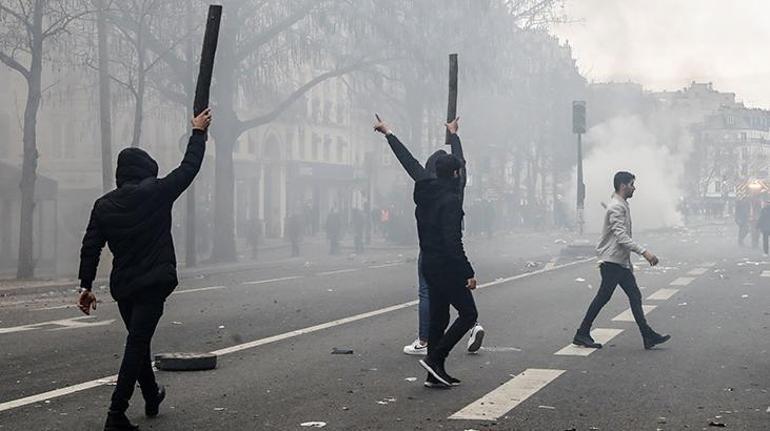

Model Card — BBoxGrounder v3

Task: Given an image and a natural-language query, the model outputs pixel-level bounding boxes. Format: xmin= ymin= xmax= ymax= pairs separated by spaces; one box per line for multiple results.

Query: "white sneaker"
xmin=467 ymin=324 xmax=485 ymax=353
xmin=403 ymin=339 xmax=428 ymax=356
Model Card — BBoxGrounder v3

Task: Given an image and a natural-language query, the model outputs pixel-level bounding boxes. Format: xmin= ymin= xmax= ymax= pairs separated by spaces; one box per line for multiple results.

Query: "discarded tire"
xmin=154 ymin=352 xmax=217 ymax=371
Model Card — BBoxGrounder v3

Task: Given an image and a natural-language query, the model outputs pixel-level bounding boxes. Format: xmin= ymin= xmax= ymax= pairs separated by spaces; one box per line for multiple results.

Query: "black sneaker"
xmin=438 ymin=363 xmax=461 ymax=386
xmin=145 ymin=385 xmax=165 ymax=417
xmin=104 ymin=411 xmax=139 ymax=431
xmin=573 ymin=331 xmax=603 ymax=348
xmin=419 ymin=358 xmax=452 ymax=386
xmin=424 ymin=373 xmax=451 ymax=389
xmin=643 ymin=331 xmax=671 ymax=350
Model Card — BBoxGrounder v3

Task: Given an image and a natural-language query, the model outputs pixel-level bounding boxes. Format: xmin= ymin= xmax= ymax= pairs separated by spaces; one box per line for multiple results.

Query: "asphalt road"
xmin=0 ymin=225 xmax=768 ymax=430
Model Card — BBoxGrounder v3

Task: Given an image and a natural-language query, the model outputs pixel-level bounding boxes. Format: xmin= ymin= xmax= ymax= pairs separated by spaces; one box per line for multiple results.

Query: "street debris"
xmin=331 ymin=348 xmax=354 ymax=355
xmin=300 ymin=422 xmax=327 ymax=428
xmin=575 ymin=277 xmax=586 ymax=282
xmin=537 ymin=405 xmax=556 ymax=410
xmin=404 ymin=377 xmax=417 ymax=382
xmin=708 ymin=420 xmax=726 ymax=427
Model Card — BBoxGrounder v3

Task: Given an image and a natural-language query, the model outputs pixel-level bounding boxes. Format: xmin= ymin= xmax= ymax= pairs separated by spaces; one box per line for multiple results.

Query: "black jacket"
xmin=78 ymin=130 xmax=206 ymax=300
xmin=758 ymin=205 xmax=770 ymax=233
xmin=385 ymin=133 xmax=467 ymax=200
xmin=414 ymin=177 xmax=474 ymax=279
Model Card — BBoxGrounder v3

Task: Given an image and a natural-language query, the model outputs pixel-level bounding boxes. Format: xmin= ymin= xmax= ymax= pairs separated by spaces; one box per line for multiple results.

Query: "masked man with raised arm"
xmin=77 ymin=109 xmax=212 ymax=431
xmin=375 ymin=116 xmax=479 ymax=388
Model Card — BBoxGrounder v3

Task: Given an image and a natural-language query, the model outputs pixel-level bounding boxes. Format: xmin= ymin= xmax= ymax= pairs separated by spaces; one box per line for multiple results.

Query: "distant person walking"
xmin=78 ymin=109 xmax=212 ymax=430
xmin=572 ymin=171 xmax=671 ymax=351
xmin=735 ymin=198 xmax=750 ymax=246
xmin=757 ymin=200 xmax=770 ymax=256
xmin=326 ymin=209 xmax=342 ymax=255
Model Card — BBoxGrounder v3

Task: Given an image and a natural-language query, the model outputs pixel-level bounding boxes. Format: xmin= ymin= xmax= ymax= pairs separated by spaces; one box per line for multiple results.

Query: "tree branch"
xmin=234 ymin=0 xmax=319 ymax=62
xmin=0 ymin=49 xmax=30 ymax=79
xmin=238 ymin=58 xmax=378 ymax=133
xmin=0 ymin=4 xmax=32 ymax=32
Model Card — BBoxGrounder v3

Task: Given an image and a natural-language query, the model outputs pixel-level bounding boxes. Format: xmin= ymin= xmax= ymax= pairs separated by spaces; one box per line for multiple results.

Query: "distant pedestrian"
xmin=352 ymin=208 xmax=365 ymax=254
xmin=78 ymin=109 xmax=212 ymax=430
xmin=757 ymin=200 xmax=770 ymax=256
xmin=572 ymin=171 xmax=671 ymax=351
xmin=286 ymin=212 xmax=303 ymax=257
xmin=247 ymin=218 xmax=261 ymax=260
xmin=735 ymin=198 xmax=750 ymax=246
xmin=326 ymin=209 xmax=342 ymax=255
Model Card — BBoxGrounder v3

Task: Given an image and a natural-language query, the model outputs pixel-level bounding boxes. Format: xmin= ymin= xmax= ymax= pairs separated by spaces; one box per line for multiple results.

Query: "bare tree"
xmin=0 ymin=0 xmax=87 ymax=278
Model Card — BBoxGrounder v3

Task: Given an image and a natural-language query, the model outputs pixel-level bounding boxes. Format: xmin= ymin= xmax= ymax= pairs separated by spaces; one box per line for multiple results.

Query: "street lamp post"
xmin=573 ymin=101 xmax=586 ymax=235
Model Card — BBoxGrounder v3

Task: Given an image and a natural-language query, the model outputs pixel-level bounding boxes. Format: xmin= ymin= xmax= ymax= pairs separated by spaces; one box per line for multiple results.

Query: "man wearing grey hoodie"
xmin=573 ymin=171 xmax=671 ymax=350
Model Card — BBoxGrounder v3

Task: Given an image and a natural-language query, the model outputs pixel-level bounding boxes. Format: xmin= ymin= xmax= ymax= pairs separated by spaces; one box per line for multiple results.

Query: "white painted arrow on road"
xmin=0 ymin=316 xmax=115 ymax=335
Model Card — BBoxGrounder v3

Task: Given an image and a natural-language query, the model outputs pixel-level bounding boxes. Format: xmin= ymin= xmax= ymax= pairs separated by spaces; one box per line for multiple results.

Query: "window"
xmin=324 ymin=135 xmax=331 ymax=161
xmin=741 ymin=132 xmax=747 ymax=142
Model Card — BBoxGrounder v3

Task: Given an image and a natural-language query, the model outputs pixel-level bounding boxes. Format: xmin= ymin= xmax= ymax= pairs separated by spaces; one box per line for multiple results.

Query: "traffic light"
xmin=573 ymin=100 xmax=586 ymax=134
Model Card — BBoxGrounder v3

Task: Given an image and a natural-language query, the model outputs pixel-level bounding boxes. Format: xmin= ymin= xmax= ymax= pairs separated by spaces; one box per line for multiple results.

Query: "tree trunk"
xmin=210 ymin=28 xmax=238 ymax=262
xmin=130 ymin=22 xmax=146 ymax=148
xmin=17 ymin=3 xmax=44 ymax=279
xmin=96 ymin=0 xmax=113 ymax=192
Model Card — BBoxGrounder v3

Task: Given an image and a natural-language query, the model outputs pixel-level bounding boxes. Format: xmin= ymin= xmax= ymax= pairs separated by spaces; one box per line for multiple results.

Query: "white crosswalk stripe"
xmin=611 ymin=305 xmax=657 ymax=322
xmin=670 ymin=277 xmax=695 ymax=286
xmin=554 ymin=328 xmax=624 ymax=356
xmin=647 ymin=288 xmax=679 ymax=300
xmin=449 ymin=368 xmax=565 ymax=421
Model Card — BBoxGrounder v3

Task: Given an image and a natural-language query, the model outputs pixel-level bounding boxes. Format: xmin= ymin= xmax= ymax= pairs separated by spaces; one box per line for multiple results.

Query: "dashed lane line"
xmin=242 ymin=276 xmax=304 ymax=285
xmin=554 ymin=328 xmax=624 ymax=356
xmin=611 ymin=305 xmax=657 ymax=322
xmin=448 ymin=368 xmax=565 ymax=421
xmin=174 ymin=285 xmax=226 ymax=294
xmin=317 ymin=268 xmax=360 ymax=276
xmin=761 ymin=270 xmax=770 ymax=278
xmin=687 ymin=268 xmax=708 ymax=276
xmin=367 ymin=262 xmax=403 ymax=269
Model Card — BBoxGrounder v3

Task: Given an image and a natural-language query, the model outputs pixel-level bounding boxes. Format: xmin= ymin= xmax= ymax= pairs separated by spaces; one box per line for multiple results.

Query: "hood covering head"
xmin=425 ymin=149 xmax=448 ymax=177
xmin=116 ymin=147 xmax=159 ymax=187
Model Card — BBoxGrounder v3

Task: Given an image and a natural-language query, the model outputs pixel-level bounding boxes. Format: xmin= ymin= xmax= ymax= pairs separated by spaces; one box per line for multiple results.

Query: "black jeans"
xmin=110 ymin=293 xmax=165 ymax=413
xmin=579 ymin=262 xmax=650 ymax=336
xmin=763 ymin=232 xmax=769 ymax=254
xmin=423 ymin=270 xmax=478 ymax=364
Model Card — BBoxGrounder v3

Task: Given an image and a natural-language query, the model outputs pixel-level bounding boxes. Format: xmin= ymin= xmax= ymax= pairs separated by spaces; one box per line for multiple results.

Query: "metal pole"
xmin=577 ymin=132 xmax=584 ymax=235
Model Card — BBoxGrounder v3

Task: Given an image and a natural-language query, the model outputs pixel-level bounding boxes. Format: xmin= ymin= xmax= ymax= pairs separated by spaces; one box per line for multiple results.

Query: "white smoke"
xmin=573 ymin=115 xmax=693 ymax=233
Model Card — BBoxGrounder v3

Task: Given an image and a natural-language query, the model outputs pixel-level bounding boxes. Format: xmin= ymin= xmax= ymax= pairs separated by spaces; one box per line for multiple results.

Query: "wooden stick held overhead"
xmin=445 ymin=53 xmax=458 ymax=144
xmin=193 ymin=5 xmax=223 ymax=117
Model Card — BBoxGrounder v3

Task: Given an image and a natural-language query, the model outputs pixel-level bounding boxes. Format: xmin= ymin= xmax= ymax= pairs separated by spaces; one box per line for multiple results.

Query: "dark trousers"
xmin=579 ymin=262 xmax=650 ymax=336
xmin=763 ymin=232 xmax=769 ymax=254
xmin=738 ymin=223 xmax=749 ymax=246
xmin=291 ymin=240 xmax=300 ymax=257
xmin=423 ymin=270 xmax=478 ymax=363
xmin=110 ymin=293 xmax=165 ymax=413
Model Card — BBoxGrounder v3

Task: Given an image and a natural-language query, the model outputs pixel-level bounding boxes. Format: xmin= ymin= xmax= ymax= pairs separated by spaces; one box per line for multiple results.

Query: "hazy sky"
xmin=551 ymin=0 xmax=770 ymax=108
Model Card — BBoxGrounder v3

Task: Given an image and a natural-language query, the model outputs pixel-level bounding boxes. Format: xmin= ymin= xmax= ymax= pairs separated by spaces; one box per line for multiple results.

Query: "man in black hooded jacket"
xmin=77 ymin=108 xmax=211 ymax=430
xmin=374 ymin=116 xmax=478 ymax=388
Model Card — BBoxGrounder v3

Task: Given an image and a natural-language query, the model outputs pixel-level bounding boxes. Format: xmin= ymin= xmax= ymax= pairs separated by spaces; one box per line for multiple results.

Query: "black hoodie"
xmin=414 ymin=177 xmax=474 ymax=280
xmin=78 ymin=130 xmax=205 ymax=300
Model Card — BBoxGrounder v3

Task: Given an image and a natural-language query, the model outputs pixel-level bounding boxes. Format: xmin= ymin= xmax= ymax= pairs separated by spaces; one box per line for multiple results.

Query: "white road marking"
xmin=669 ymin=277 xmax=695 ymax=286
xmin=317 ymin=268 xmax=359 ymax=276
xmin=174 ymin=286 xmax=226 ymax=294
xmin=761 ymin=270 xmax=770 ymax=278
xmin=554 ymin=328 xmax=624 ymax=356
xmin=647 ymin=288 xmax=679 ymax=301
xmin=687 ymin=268 xmax=708 ymax=276
xmin=701 ymin=262 xmax=716 ymax=268
xmin=367 ymin=262 xmax=403 ymax=269
xmin=612 ymin=305 xmax=657 ymax=322
xmin=0 ymin=257 xmax=594 ymax=413
xmin=0 ymin=316 xmax=114 ymax=335
xmin=31 ymin=304 xmax=74 ymax=311
xmin=0 ymin=376 xmax=117 ymax=413
xmin=243 ymin=276 xmax=303 ymax=285
xmin=448 ymin=368 xmax=565 ymax=421
xmin=211 ymin=301 xmax=418 ymax=356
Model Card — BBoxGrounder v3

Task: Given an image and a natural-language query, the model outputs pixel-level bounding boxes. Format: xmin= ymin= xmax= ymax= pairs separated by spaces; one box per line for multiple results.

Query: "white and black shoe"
xmin=419 ymin=358 xmax=452 ymax=387
xmin=403 ymin=339 xmax=428 ymax=356
xmin=467 ymin=324 xmax=485 ymax=353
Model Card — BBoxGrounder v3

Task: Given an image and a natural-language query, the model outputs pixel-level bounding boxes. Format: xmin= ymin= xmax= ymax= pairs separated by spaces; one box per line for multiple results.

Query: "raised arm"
xmin=374 ymin=114 xmax=429 ymax=182
xmin=156 ymin=109 xmax=211 ymax=201
xmin=446 ymin=117 xmax=467 ymax=199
